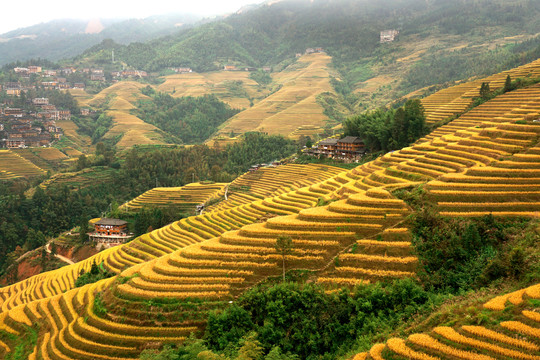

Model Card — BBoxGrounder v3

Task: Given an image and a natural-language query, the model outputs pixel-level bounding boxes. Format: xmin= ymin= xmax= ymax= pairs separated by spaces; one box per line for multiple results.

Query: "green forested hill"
xmin=80 ymin=0 xmax=540 ymax=72
xmin=0 ymin=14 xmax=201 ymax=65
xmin=77 ymin=0 xmax=540 ymax=107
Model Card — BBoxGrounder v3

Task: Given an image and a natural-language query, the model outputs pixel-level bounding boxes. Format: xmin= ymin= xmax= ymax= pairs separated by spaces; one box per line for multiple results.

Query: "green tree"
xmin=479 ymin=82 xmax=491 ymax=99
xmin=206 ymin=305 xmax=254 ymax=351
xmin=264 ymin=346 xmax=298 ymax=360
xmin=79 ymin=217 xmax=89 ymax=243
xmin=237 ymin=332 xmax=264 ymax=360
xmin=503 ymin=75 xmax=513 ymax=93
xmin=76 ymin=154 xmax=89 ymax=171
xmin=24 ymin=229 xmax=46 ymax=251
xmin=344 ymin=99 xmax=426 ymax=152
xmin=275 ymin=235 xmax=293 ymax=282
xmin=49 ymin=241 xmax=57 ymax=256
xmin=140 ymin=346 xmax=179 ymax=360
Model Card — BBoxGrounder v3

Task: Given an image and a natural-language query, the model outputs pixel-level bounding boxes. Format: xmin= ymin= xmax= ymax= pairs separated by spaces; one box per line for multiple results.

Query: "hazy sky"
xmin=0 ymin=0 xmax=261 ymax=34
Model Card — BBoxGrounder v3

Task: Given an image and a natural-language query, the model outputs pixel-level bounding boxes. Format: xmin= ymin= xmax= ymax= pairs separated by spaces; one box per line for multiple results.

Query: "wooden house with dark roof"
xmin=88 ymin=218 xmax=132 ymax=247
xmin=336 ymin=136 xmax=365 ymax=159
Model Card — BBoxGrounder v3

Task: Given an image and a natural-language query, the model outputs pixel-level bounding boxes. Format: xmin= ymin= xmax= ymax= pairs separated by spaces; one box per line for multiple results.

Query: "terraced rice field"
xmin=1 ymin=59 xmax=540 ymax=358
xmin=120 ymin=182 xmax=229 ymax=213
xmin=318 ymin=227 xmax=416 ymax=287
xmin=56 ymin=118 xmax=91 ymax=150
xmin=288 ymin=124 xmax=325 ymax=140
xmin=87 ymin=81 xmax=167 ymax=148
xmin=0 ymin=150 xmax=46 ymax=179
xmin=39 ymin=167 xmax=117 ymax=190
xmin=207 ymin=163 xmax=345 ymax=212
xmin=158 ymin=70 xmax=270 ymax=109
xmin=62 ymin=147 xmax=83 ymax=158
xmin=422 ymin=58 xmax=540 ymax=125
xmin=215 ymin=53 xmax=337 ymax=139
xmin=0 ymin=164 xmax=351 ymax=311
xmin=352 ymin=283 xmax=540 ymax=360
xmin=14 ymin=148 xmax=69 ymax=171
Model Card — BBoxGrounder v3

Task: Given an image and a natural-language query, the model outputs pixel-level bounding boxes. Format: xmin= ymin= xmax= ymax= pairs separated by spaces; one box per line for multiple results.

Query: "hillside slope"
xmin=353 ymin=283 xmax=540 ymax=360
xmin=85 ymin=81 xmax=168 ymax=147
xmin=0 ymin=14 xmax=201 ymax=65
xmin=0 ymin=58 xmax=539 ymax=358
xmin=215 ymin=52 xmax=338 ymax=139
xmin=75 ymin=0 xmax=540 ymax=113
xmin=157 ymin=70 xmax=271 ymax=110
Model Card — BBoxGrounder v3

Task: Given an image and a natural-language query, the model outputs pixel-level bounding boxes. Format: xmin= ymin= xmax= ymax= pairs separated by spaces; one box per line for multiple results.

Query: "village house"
xmin=13 ymin=67 xmax=29 ymax=74
xmin=43 ymin=70 xmax=57 ymax=77
xmin=118 ymin=70 xmax=148 ymax=78
xmin=172 ymin=67 xmax=193 ymax=73
xmin=80 ymin=108 xmax=91 ymax=116
xmin=4 ymin=108 xmax=24 ymax=117
xmin=57 ymin=110 xmax=71 ymax=121
xmin=224 ymin=65 xmax=237 ymax=71
xmin=262 ymin=67 xmax=271 ymax=72
xmin=5 ymin=82 xmax=20 ymax=90
xmin=90 ymin=74 xmax=105 ymax=81
xmin=87 ymin=218 xmax=132 ymax=248
xmin=380 ymin=29 xmax=399 ymax=43
xmin=6 ymin=137 xmax=25 ymax=148
xmin=41 ymin=104 xmax=57 ymax=111
xmin=28 ymin=66 xmax=42 ymax=73
xmin=315 ymin=138 xmax=338 ymax=158
xmin=4 ymin=82 xmax=21 ymax=96
xmin=5 ymin=88 xmax=21 ymax=95
xmin=307 ymin=136 xmax=366 ymax=161
xmin=335 ymin=136 xmax=366 ymax=159
xmin=73 ymin=83 xmax=86 ymax=89
xmin=37 ymin=112 xmax=55 ymax=120
xmin=32 ymin=98 xmax=49 ymax=106
xmin=61 ymin=68 xmax=75 ymax=75
xmin=41 ymin=81 xmax=57 ymax=89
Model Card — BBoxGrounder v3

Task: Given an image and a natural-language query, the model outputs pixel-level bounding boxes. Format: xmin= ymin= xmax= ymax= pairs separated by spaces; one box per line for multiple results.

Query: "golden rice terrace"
xmin=0 ymin=57 xmax=539 ymax=359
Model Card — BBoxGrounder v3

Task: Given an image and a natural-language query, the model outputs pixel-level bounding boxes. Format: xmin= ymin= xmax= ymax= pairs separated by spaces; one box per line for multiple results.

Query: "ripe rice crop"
xmin=7 ymin=304 xmax=32 ymax=327
xmin=526 ymin=284 xmax=540 ymax=299
xmin=116 ymin=283 xmax=230 ymax=300
xmin=129 ymin=276 xmax=231 ymax=292
xmin=368 ymin=343 xmax=386 ymax=360
xmin=522 ymin=311 xmax=540 ymax=323
xmin=386 ymin=338 xmax=439 ymax=360
xmin=339 ymin=253 xmax=417 ymax=264
xmin=461 ymin=325 xmax=539 ymax=351
xmin=317 ymin=277 xmax=370 ymax=286
xmin=336 ymin=266 xmax=415 ymax=278
xmin=433 ymin=326 xmax=537 ymax=359
xmin=351 ymin=352 xmax=367 ymax=360
xmin=74 ymin=317 xmax=186 ymax=347
xmin=408 ymin=333 xmax=494 ymax=360
xmin=500 ymin=321 xmax=540 ymax=339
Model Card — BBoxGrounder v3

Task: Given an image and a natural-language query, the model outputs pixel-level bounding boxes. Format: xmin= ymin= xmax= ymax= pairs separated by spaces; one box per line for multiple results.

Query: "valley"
xmin=0 ymin=1 xmax=539 ymax=359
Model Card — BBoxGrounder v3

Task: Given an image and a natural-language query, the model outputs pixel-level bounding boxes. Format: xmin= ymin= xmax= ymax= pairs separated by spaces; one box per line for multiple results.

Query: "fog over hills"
xmin=0 ymin=13 xmax=202 ymax=65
